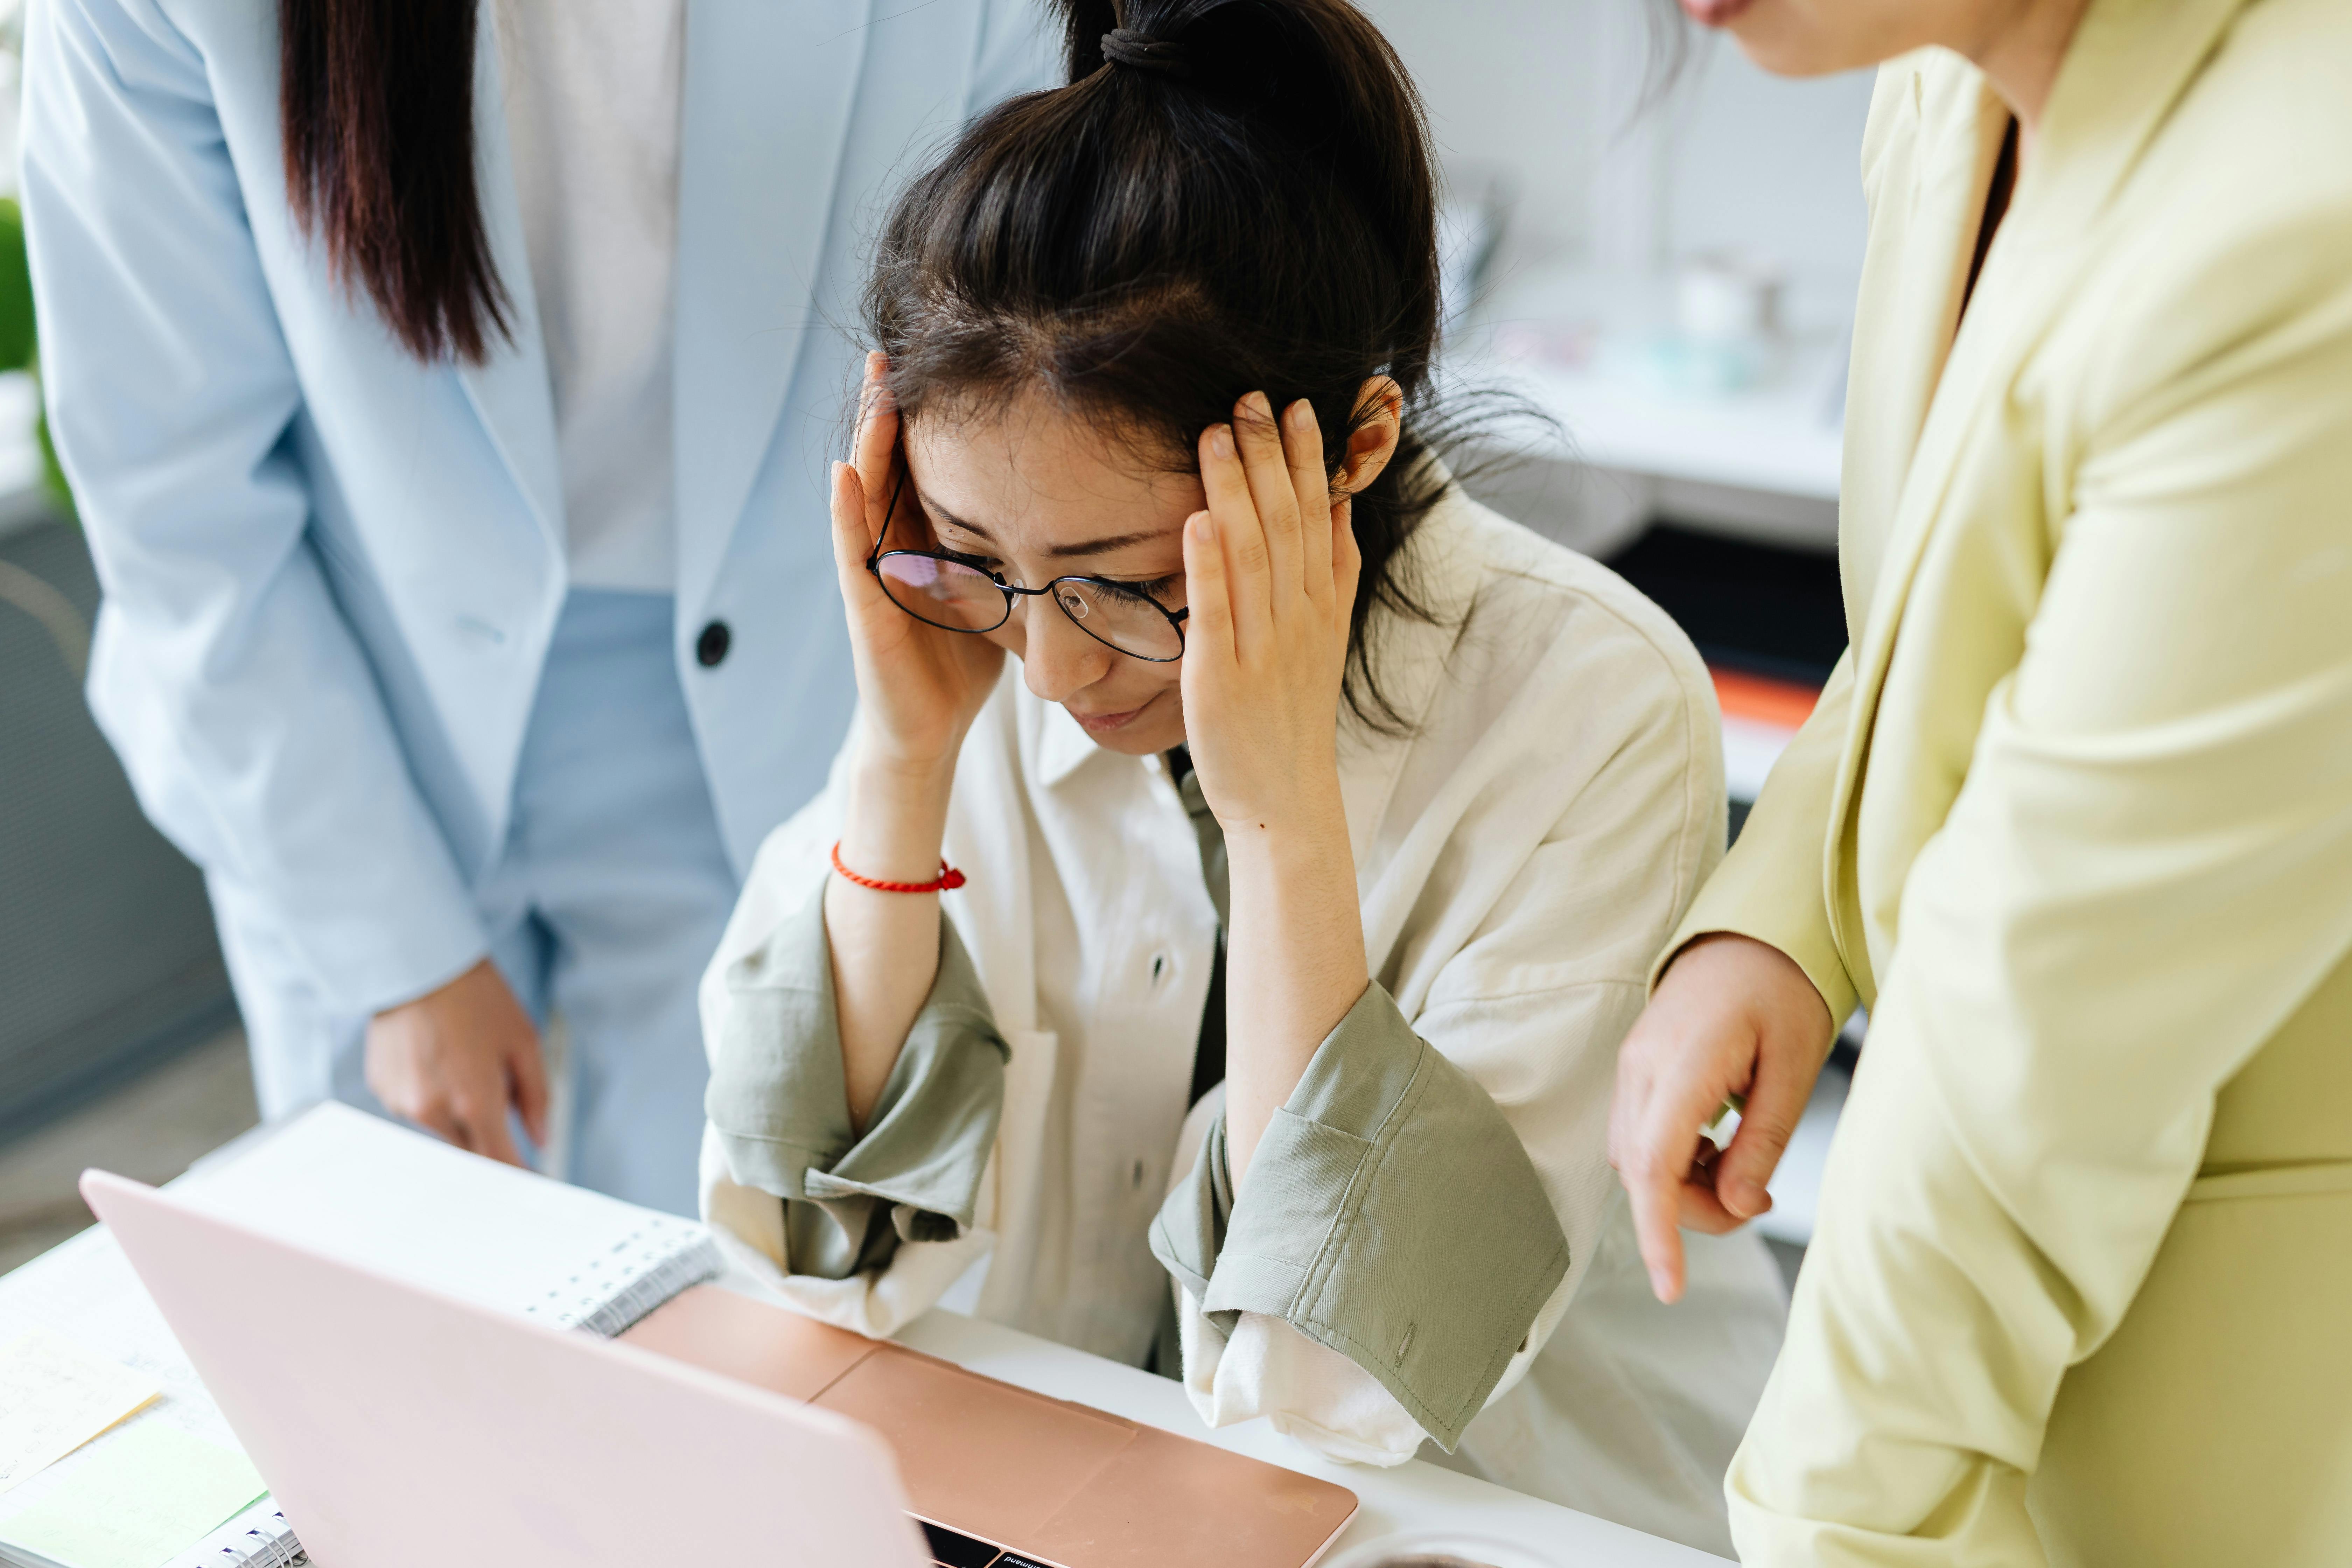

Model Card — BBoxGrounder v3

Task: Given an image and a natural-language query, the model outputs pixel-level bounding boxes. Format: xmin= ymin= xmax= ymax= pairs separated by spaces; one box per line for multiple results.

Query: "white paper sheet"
xmin=0 ymin=1330 xmax=159 ymax=1495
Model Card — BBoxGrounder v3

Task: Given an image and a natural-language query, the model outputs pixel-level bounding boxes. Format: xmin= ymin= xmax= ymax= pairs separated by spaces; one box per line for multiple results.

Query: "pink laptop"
xmin=83 ymin=1168 xmax=1359 ymax=1568
xmin=83 ymin=1169 xmax=933 ymax=1568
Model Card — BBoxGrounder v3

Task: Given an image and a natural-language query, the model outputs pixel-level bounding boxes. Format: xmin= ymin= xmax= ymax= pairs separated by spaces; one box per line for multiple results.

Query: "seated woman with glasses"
xmin=695 ymin=0 xmax=1785 ymax=1551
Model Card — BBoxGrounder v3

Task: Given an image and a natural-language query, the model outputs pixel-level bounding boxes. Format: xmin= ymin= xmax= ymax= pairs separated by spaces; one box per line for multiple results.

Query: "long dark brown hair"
xmin=866 ymin=0 xmax=1452 ymax=732
xmin=279 ymin=0 xmax=509 ymax=361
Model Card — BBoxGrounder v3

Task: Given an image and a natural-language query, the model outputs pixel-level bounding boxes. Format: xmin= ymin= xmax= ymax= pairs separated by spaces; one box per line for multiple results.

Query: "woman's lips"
xmin=1070 ymin=703 xmax=1147 ymax=733
xmin=1679 ymin=0 xmax=1754 ymax=24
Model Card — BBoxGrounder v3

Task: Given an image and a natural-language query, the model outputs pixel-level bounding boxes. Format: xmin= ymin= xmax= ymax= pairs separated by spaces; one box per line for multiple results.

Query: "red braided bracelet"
xmin=830 ymin=841 xmax=966 ymax=894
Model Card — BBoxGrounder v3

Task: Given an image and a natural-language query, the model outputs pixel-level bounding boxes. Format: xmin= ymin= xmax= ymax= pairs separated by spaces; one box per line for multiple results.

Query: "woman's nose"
xmin=1016 ymin=595 xmax=1113 ymax=703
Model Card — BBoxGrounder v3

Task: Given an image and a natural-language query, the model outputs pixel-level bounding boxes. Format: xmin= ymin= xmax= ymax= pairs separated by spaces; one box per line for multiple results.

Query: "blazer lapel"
xmin=671 ymin=0 xmax=872 ymax=616
xmin=456 ymin=0 xmax=562 ymax=556
xmin=1835 ymin=62 xmax=2009 ymax=632
xmin=1825 ymin=0 xmax=2254 ymax=888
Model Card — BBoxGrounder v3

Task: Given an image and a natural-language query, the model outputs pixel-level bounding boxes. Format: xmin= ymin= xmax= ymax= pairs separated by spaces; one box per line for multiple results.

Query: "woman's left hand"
xmin=1180 ymin=392 xmax=1361 ymax=835
xmin=1183 ymin=392 xmax=1371 ymax=1183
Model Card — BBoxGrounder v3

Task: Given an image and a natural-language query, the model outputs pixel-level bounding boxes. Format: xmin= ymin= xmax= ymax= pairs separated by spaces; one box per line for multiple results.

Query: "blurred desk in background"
xmin=1451 ymin=265 xmax=1848 ymax=560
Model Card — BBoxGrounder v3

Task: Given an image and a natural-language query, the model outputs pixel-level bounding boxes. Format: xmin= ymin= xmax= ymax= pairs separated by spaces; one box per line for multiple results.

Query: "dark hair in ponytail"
xmin=866 ymin=0 xmax=1451 ymax=732
xmin=279 ymin=0 xmax=509 ymax=361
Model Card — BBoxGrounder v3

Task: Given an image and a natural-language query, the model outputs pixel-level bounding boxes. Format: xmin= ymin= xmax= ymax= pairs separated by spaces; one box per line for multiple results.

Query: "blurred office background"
xmin=0 ymin=1 xmax=1867 ymax=1280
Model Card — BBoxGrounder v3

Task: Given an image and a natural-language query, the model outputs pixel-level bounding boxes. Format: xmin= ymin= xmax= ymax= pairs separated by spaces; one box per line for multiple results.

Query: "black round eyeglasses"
xmin=864 ymin=490 xmax=1189 ymax=663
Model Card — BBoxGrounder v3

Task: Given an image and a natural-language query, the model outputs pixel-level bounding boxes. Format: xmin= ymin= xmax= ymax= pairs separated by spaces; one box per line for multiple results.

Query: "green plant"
xmin=0 ymin=196 xmax=74 ymax=516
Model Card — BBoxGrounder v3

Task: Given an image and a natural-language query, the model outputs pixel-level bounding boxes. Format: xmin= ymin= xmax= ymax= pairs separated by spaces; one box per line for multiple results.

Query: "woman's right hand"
xmin=824 ymin=355 xmax=1001 ymax=1126
xmin=830 ymin=354 xmax=1006 ymax=780
xmin=1609 ymin=932 xmax=1836 ymax=1303
xmin=364 ymin=958 xmax=548 ymax=1167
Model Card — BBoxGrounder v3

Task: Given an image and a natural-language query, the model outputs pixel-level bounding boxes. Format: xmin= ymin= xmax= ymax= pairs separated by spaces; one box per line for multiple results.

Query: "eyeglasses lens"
xmin=1054 ymin=579 xmax=1184 ymax=662
xmin=875 ymin=554 xmax=1008 ymax=632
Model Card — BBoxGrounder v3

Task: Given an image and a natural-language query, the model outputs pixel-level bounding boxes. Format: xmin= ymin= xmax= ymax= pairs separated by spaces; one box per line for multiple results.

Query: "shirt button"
xmin=695 ymin=620 xmax=732 ymax=667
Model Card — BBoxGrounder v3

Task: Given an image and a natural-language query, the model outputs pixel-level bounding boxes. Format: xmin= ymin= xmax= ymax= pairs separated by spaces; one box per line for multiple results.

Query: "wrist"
xmin=1219 ymin=788 xmax=1350 ymax=869
xmin=1211 ymin=758 xmax=1347 ymax=845
xmin=838 ymin=749 xmax=956 ymax=886
xmin=1224 ymin=806 xmax=1364 ymax=956
xmin=852 ymin=728 xmax=963 ymax=791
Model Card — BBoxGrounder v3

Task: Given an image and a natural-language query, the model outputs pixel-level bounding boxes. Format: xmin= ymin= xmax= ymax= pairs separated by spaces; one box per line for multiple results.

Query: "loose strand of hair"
xmin=278 ymin=0 xmax=510 ymax=362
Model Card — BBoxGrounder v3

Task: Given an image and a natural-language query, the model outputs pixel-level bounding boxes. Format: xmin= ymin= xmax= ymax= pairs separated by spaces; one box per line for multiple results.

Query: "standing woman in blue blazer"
xmin=20 ymin=0 xmax=1050 ymax=1211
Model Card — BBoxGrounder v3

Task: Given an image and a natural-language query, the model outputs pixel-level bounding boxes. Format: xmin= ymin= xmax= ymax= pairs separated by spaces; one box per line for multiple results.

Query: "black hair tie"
xmin=1101 ymin=27 xmax=1191 ymax=79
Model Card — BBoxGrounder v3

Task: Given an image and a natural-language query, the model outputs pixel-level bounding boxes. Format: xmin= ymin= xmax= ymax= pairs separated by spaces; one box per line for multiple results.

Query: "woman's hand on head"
xmin=1187 ymin=391 xmax=1385 ymax=1182
xmin=831 ymin=354 xmax=1006 ymax=781
xmin=1179 ymin=393 xmax=1362 ymax=838
xmin=1608 ymin=932 xmax=1837 ymax=1303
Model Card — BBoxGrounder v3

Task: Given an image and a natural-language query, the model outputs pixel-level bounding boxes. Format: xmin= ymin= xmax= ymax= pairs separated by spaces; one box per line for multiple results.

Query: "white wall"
xmin=1359 ymin=0 xmax=1876 ymax=310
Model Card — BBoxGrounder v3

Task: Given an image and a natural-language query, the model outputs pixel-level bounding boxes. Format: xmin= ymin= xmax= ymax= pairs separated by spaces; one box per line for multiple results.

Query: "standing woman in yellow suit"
xmin=1608 ymin=0 xmax=2352 ymax=1561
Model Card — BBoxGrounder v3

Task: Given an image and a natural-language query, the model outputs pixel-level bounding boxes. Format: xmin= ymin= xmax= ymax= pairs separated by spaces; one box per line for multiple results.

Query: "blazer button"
xmin=695 ymin=620 xmax=732 ymax=667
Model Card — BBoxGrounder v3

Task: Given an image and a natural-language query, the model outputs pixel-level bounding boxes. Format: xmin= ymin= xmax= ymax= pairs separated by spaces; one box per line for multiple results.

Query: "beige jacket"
xmin=1674 ymin=0 xmax=2352 ymax=1561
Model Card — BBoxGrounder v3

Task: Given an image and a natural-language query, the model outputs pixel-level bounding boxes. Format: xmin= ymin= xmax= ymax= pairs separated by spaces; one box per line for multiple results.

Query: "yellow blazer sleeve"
xmin=1660 ymin=650 xmax=1862 ymax=1023
xmin=1728 ymin=211 xmax=2352 ymax=1564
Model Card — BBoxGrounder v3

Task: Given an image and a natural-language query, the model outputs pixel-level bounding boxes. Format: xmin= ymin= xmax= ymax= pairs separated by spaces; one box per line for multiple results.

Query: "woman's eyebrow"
xmin=918 ymin=491 xmax=1175 ymax=560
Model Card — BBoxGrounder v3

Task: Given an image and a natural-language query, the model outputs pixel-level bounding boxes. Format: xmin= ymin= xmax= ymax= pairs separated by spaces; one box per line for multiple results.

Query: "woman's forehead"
xmin=904 ymin=399 xmax=1202 ymax=554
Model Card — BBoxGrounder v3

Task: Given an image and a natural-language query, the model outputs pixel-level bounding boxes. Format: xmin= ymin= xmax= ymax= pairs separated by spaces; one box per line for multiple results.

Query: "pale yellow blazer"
xmin=1668 ymin=0 xmax=2352 ymax=1561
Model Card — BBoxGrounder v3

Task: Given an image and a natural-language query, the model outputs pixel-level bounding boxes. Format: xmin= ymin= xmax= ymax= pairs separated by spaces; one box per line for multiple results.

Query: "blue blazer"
xmin=21 ymin=0 xmax=1052 ymax=1016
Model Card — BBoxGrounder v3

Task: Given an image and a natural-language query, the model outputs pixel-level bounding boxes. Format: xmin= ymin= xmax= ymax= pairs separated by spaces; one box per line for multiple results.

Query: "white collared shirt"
xmin=701 ymin=490 xmax=1786 ymax=1553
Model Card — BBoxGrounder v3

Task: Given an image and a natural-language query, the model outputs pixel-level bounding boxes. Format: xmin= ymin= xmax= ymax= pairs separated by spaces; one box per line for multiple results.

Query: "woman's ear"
xmin=1334 ymin=376 xmax=1405 ymax=495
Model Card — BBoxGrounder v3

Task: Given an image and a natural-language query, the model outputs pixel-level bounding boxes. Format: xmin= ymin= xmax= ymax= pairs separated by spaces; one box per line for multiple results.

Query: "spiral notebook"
xmin=0 ymin=1105 xmax=721 ymax=1568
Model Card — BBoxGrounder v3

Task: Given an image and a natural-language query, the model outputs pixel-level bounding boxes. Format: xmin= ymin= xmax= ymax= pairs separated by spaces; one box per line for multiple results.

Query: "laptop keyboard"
xmin=920 ymin=1518 xmax=1054 ymax=1568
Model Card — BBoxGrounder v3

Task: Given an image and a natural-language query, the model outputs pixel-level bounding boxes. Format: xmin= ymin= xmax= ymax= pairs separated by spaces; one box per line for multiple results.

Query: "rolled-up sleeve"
xmin=1150 ymin=982 xmax=1570 ymax=1452
xmin=705 ymin=886 xmax=1009 ymax=1282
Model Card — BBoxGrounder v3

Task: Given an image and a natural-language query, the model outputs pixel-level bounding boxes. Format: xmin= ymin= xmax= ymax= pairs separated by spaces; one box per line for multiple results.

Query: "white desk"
xmin=887 ymin=1299 xmax=1722 ymax=1567
xmin=0 ymin=1132 xmax=1729 ymax=1568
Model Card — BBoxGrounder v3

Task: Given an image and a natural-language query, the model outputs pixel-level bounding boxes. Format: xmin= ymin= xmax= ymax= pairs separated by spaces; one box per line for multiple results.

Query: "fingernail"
xmin=1210 ymin=425 xmax=1234 ymax=459
xmin=1286 ymin=399 xmax=1314 ymax=432
xmin=1241 ymin=390 xmax=1273 ymax=419
xmin=1192 ymin=509 xmax=1215 ymax=540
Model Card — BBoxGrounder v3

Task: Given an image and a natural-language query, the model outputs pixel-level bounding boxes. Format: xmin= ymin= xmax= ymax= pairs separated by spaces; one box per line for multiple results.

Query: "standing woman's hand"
xmin=1609 ymin=932 xmax=1836 ymax=1302
xmin=365 ymin=958 xmax=550 ymax=1166
xmin=1183 ymin=392 xmax=1371 ymax=1181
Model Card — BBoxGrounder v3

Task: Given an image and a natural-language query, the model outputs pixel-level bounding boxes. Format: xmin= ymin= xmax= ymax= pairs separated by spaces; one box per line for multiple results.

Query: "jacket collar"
xmin=1854 ymin=0 xmax=2252 ymax=654
xmin=670 ymin=0 xmax=886 ymax=616
xmin=461 ymin=0 xmax=963 ymax=605
xmin=455 ymin=0 xmax=562 ymax=560
xmin=1825 ymin=0 xmax=2254 ymax=959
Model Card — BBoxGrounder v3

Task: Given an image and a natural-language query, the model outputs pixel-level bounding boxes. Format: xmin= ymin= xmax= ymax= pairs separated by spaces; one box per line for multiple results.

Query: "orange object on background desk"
xmin=1711 ymin=667 xmax=1821 ymax=734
